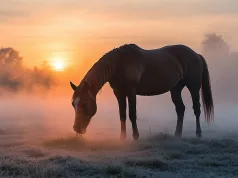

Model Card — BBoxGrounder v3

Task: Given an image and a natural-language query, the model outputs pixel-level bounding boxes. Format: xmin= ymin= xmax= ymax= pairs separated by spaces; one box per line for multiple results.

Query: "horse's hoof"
xmin=196 ymin=130 xmax=202 ymax=138
xmin=196 ymin=133 xmax=202 ymax=138
xmin=133 ymin=132 xmax=139 ymax=140
xmin=174 ymin=132 xmax=182 ymax=138
xmin=120 ymin=132 xmax=127 ymax=140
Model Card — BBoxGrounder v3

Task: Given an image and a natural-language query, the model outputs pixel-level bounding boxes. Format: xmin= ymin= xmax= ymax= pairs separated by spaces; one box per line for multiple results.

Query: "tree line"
xmin=0 ymin=47 xmax=55 ymax=93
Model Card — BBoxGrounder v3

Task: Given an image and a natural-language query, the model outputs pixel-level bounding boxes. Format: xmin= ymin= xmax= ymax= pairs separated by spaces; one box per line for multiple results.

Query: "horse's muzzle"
xmin=73 ymin=125 xmax=86 ymax=134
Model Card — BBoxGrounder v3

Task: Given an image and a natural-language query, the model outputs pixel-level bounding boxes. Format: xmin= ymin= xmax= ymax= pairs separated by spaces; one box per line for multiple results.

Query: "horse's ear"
xmin=70 ymin=81 xmax=77 ymax=90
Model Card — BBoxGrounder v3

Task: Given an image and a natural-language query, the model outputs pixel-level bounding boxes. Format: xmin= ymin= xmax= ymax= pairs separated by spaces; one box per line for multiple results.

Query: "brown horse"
xmin=70 ymin=44 xmax=214 ymax=140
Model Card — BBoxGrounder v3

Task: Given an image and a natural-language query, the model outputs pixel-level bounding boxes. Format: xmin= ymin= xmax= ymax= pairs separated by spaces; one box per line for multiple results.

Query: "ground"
xmin=1 ymin=126 xmax=238 ymax=178
xmin=1 ymin=94 xmax=238 ymax=178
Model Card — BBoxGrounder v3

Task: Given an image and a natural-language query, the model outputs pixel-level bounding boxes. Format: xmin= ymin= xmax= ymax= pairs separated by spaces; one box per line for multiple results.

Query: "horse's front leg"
xmin=114 ymin=90 xmax=127 ymax=140
xmin=128 ymin=89 xmax=139 ymax=140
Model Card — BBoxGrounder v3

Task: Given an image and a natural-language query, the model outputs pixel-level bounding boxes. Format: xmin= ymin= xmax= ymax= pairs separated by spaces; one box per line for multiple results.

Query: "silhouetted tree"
xmin=202 ymin=33 xmax=230 ymax=60
xmin=0 ymin=47 xmax=56 ymax=93
xmin=0 ymin=48 xmax=22 ymax=70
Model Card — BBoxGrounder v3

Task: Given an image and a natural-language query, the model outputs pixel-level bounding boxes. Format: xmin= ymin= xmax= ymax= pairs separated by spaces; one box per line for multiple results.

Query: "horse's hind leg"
xmin=187 ymin=87 xmax=202 ymax=137
xmin=170 ymin=82 xmax=185 ymax=137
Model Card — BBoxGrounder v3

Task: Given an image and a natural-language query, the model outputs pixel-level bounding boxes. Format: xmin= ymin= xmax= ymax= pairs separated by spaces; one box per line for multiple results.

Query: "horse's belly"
xmin=136 ymin=82 xmax=176 ymax=96
xmin=136 ymin=71 xmax=180 ymax=96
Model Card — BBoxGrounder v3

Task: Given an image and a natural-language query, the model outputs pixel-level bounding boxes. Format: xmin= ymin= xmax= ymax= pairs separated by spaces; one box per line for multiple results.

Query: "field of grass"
xmin=0 ymin=95 xmax=238 ymax=178
xmin=1 ymin=126 xmax=238 ymax=178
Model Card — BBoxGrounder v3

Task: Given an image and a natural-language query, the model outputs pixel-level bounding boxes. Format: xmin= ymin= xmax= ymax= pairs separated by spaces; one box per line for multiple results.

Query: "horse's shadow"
xmin=42 ymin=132 xmax=187 ymax=153
xmin=42 ymin=135 xmax=131 ymax=151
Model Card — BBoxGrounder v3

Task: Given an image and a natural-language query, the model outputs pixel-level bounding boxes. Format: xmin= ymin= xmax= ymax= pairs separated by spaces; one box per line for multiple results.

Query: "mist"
xmin=0 ymin=33 xmax=238 ymax=140
xmin=0 ymin=47 xmax=56 ymax=96
xmin=1 ymin=33 xmax=238 ymax=177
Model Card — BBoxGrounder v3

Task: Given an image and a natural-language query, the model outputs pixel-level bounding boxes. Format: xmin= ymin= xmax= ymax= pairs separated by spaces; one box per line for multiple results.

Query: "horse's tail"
xmin=199 ymin=54 xmax=214 ymax=123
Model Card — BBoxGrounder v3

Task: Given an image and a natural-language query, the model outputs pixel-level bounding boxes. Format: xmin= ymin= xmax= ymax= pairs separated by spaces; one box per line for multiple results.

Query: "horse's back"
xmin=135 ymin=46 xmax=183 ymax=95
xmin=136 ymin=45 xmax=202 ymax=95
xmin=110 ymin=44 xmax=203 ymax=96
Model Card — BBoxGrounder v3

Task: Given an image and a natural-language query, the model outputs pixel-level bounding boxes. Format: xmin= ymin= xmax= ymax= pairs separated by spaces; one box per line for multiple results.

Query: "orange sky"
xmin=1 ymin=0 xmax=238 ymax=81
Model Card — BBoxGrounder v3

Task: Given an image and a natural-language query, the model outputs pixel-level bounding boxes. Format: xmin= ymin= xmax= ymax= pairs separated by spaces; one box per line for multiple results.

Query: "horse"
xmin=70 ymin=44 xmax=214 ymax=140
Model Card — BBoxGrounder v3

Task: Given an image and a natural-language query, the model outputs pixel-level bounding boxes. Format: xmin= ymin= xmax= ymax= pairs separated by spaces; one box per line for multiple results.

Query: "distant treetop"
xmin=202 ymin=33 xmax=230 ymax=60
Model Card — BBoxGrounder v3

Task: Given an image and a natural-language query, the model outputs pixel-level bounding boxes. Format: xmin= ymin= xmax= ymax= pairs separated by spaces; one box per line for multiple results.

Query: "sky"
xmin=1 ymin=0 xmax=238 ymax=75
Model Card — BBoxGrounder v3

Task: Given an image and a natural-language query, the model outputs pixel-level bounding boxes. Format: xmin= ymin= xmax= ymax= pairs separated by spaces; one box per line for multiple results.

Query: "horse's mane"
xmin=97 ymin=43 xmax=140 ymax=65
xmin=73 ymin=44 xmax=141 ymax=98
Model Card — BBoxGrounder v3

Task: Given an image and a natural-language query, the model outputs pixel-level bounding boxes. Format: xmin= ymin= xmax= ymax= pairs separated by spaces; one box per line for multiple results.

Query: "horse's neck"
xmin=84 ymin=55 xmax=116 ymax=95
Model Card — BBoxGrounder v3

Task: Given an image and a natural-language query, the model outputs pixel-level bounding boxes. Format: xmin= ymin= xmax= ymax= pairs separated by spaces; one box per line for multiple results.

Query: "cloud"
xmin=0 ymin=10 xmax=28 ymax=22
xmin=54 ymin=0 xmax=238 ymax=21
xmin=1 ymin=0 xmax=238 ymax=60
xmin=2 ymin=0 xmax=238 ymax=25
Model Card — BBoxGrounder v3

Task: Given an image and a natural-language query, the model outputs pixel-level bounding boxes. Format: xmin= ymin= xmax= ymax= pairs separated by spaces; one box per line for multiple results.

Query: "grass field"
xmin=1 ymin=125 xmax=238 ymax=178
xmin=1 ymin=95 xmax=238 ymax=178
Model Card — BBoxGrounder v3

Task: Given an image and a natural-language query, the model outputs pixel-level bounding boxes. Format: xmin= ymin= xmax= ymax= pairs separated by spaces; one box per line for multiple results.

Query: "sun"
xmin=53 ymin=61 xmax=64 ymax=71
xmin=50 ymin=57 xmax=66 ymax=72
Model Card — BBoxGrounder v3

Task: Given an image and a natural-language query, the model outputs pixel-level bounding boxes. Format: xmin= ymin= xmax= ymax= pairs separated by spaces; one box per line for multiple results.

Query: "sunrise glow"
xmin=50 ymin=57 xmax=66 ymax=72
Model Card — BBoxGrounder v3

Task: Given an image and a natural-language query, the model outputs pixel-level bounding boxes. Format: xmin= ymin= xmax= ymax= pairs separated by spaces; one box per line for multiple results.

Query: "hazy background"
xmin=0 ymin=0 xmax=238 ymax=140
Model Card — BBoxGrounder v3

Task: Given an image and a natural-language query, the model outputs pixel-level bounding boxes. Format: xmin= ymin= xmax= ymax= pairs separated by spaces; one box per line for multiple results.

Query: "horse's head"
xmin=70 ymin=81 xmax=97 ymax=134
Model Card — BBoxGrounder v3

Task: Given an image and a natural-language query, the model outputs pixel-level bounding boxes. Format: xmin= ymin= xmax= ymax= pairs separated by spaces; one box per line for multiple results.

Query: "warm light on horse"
xmin=69 ymin=44 xmax=214 ymax=140
xmin=70 ymin=81 xmax=97 ymax=134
